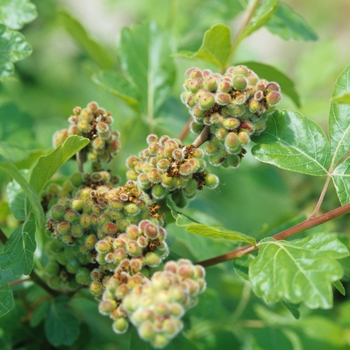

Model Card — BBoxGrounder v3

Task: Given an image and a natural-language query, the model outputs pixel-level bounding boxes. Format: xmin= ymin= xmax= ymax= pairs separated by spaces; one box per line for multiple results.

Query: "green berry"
xmin=205 ymin=174 xmax=219 ymax=189
xmin=224 ymin=132 xmax=241 ymax=154
xmin=51 ymin=205 xmax=65 ymax=221
xmin=198 ymin=92 xmax=215 ymax=110
xmin=232 ymin=75 xmax=247 ymax=91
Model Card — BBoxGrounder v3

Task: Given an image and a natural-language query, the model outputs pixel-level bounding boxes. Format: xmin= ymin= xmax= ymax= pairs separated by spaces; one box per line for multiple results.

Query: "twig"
xmin=192 ymin=126 xmax=211 ymax=148
xmin=227 ymin=0 xmax=261 ymax=68
xmin=76 ymin=149 xmax=85 ymax=173
xmin=197 ymin=200 xmax=350 ymax=267
xmin=310 ymin=175 xmax=331 ymax=218
xmin=9 ymin=277 xmax=30 ymax=287
xmin=178 ymin=117 xmax=193 ymax=142
xmin=29 ymin=269 xmax=61 ymax=297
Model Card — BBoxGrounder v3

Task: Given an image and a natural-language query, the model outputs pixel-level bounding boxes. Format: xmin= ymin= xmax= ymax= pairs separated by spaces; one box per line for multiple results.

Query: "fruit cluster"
xmin=125 ymin=134 xmax=219 ymax=207
xmin=52 ymin=102 xmax=121 ymax=166
xmin=180 ymin=65 xmax=282 ymax=167
xmin=123 ymin=259 xmax=206 ymax=348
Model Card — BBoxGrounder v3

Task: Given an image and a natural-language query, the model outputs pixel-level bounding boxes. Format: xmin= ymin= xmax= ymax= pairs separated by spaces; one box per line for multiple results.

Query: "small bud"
xmin=266 ymin=90 xmax=281 ymax=105
xmin=144 ymin=252 xmax=161 ymax=267
xmin=75 ymin=267 xmax=91 ymax=285
xmin=51 ymin=205 xmax=65 ymax=221
xmin=223 ymin=117 xmax=240 ymax=130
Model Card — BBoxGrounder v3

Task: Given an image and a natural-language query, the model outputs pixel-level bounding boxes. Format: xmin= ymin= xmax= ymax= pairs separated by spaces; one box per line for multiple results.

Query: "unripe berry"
xmin=51 ymin=205 xmax=65 ymax=221
xmin=112 ymin=318 xmax=129 ymax=334
xmin=152 ymin=184 xmax=166 ymax=199
xmin=44 ymin=261 xmax=60 ymax=276
xmin=126 ymin=240 xmax=142 ymax=256
xmin=75 ymin=267 xmax=91 ymax=285
xmin=70 ymin=198 xmax=85 ymax=211
xmin=222 ymin=117 xmax=240 ymax=130
xmin=138 ymin=320 xmax=155 ymax=340
xmin=57 ymin=221 xmax=70 ymax=235
xmin=205 ymin=174 xmax=219 ymax=189
xmin=185 ymin=67 xmax=203 ymax=79
xmin=99 ymin=300 xmax=117 ymax=315
xmin=216 ymin=93 xmax=231 ymax=105
xmin=232 ymin=75 xmax=248 ymax=91
xmin=231 ymin=65 xmax=249 ymax=77
xmin=64 ymin=210 xmax=80 ymax=223
xmin=144 ymin=251 xmax=161 ymax=267
xmin=198 ymin=92 xmax=215 ymax=110
xmin=123 ymin=203 xmax=140 ymax=216
xmin=266 ymin=90 xmax=281 ymax=105
xmin=225 ymin=132 xmax=241 ymax=154
xmin=238 ymin=131 xmax=250 ymax=145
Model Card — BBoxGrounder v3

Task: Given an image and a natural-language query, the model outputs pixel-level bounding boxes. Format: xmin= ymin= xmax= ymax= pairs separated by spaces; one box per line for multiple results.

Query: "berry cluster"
xmin=52 ymin=102 xmax=121 ymax=166
xmin=125 ymin=134 xmax=219 ymax=207
xmin=123 ymin=259 xmax=206 ymax=348
xmin=181 ymin=66 xmax=282 ymax=167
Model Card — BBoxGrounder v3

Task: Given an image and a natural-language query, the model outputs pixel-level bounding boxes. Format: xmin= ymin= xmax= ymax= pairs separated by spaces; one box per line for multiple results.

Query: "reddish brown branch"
xmin=197 ymin=201 xmax=350 ymax=267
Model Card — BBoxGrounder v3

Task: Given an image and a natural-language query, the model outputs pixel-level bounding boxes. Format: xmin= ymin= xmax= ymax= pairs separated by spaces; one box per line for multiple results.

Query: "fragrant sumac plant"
xmin=1 ymin=1 xmax=350 ymax=349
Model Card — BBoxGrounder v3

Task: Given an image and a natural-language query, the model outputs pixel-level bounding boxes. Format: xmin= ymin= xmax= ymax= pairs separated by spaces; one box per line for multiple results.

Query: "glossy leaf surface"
xmin=0 ymin=154 xmax=45 ymax=228
xmin=266 ymin=3 xmax=317 ymax=41
xmin=0 ymin=0 xmax=36 ymax=30
xmin=29 ymin=135 xmax=89 ymax=194
xmin=332 ymin=158 xmax=350 ymax=205
xmin=249 ymin=233 xmax=349 ymax=308
xmin=329 ymin=65 xmax=350 ymax=165
xmin=0 ymin=213 xmax=36 ymax=276
xmin=0 ymin=23 xmax=32 ymax=80
xmin=252 ymin=110 xmax=331 ymax=175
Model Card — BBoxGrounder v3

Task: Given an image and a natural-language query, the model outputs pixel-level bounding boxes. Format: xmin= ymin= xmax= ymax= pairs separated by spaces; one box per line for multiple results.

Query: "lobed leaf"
xmin=59 ymin=11 xmax=113 ymax=69
xmin=238 ymin=0 xmax=279 ymax=43
xmin=0 ymin=23 xmax=32 ymax=80
xmin=0 ymin=154 xmax=45 ymax=229
xmin=239 ymin=61 xmax=301 ymax=107
xmin=332 ymin=158 xmax=350 ymax=205
xmin=249 ymin=232 xmax=349 ymax=308
xmin=92 ymin=70 xmax=140 ymax=112
xmin=0 ymin=213 xmax=36 ymax=276
xmin=329 ymin=65 xmax=350 ymax=166
xmin=30 ymin=299 xmax=50 ymax=327
xmin=266 ymin=3 xmax=318 ymax=41
xmin=0 ymin=283 xmax=14 ymax=317
xmin=252 ymin=110 xmax=331 ymax=176
xmin=29 ymin=135 xmax=90 ymax=194
xmin=0 ymin=0 xmax=37 ymax=30
xmin=45 ymin=300 xmax=80 ymax=346
xmin=118 ymin=21 xmax=176 ymax=117
xmin=184 ymin=223 xmax=256 ymax=245
xmin=177 ymin=24 xmax=232 ymax=69
xmin=6 ymin=179 xmax=28 ymax=221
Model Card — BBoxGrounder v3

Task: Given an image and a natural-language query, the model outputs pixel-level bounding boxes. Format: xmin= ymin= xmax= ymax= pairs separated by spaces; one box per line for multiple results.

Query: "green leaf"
xmin=184 ymin=223 xmax=256 ymax=245
xmin=332 ymin=280 xmax=346 ymax=296
xmin=0 ymin=154 xmax=45 ymax=229
xmin=0 ymin=283 xmax=14 ymax=317
xmin=92 ymin=70 xmax=140 ymax=111
xmin=281 ymin=299 xmax=300 ymax=319
xmin=332 ymin=92 xmax=350 ymax=104
xmin=252 ymin=110 xmax=331 ymax=176
xmin=177 ymin=24 xmax=232 ymax=69
xmin=0 ymin=213 xmax=36 ymax=276
xmin=59 ymin=10 xmax=113 ymax=69
xmin=238 ymin=61 xmax=301 ymax=107
xmin=0 ymin=24 xmax=32 ymax=80
xmin=30 ymin=299 xmax=50 ymax=327
xmin=238 ymin=0 xmax=279 ymax=42
xmin=329 ymin=65 xmax=350 ymax=165
xmin=45 ymin=300 xmax=80 ymax=347
xmin=29 ymin=135 xmax=89 ymax=194
xmin=6 ymin=178 xmax=29 ymax=221
xmin=266 ymin=3 xmax=318 ymax=41
xmin=249 ymin=232 xmax=349 ymax=308
xmin=0 ymin=0 xmax=37 ymax=30
xmin=332 ymin=158 xmax=350 ymax=205
xmin=118 ymin=21 xmax=176 ymax=117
